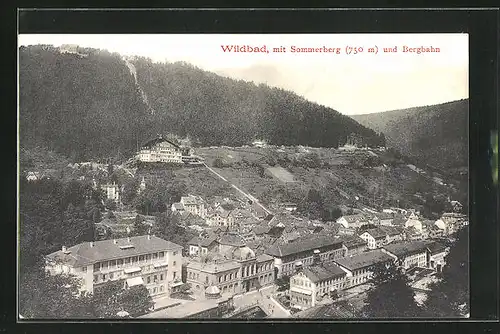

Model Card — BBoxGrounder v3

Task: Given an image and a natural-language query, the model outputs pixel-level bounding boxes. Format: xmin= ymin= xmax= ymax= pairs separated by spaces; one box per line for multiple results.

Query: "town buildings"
xmin=185 ymin=242 xmax=274 ymax=295
xmin=136 ymin=137 xmax=183 ymax=164
xmin=336 ymin=214 xmax=368 ymax=229
xmin=359 ymin=226 xmax=404 ymax=250
xmin=265 ymin=235 xmax=346 ymax=278
xmin=101 ymin=183 xmax=121 ymax=204
xmin=427 ymin=242 xmax=449 ymax=272
xmin=44 ymin=235 xmax=183 ymax=297
xmin=381 ymin=241 xmax=429 ymax=270
xmin=341 ymin=236 xmax=368 ymax=257
xmin=289 ymin=262 xmax=348 ymax=310
xmin=171 ymin=195 xmax=207 ymax=218
xmin=334 ymin=249 xmax=394 ymax=288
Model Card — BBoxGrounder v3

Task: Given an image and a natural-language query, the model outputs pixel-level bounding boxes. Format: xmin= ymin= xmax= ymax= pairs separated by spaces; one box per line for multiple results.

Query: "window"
xmin=197 ymin=274 xmax=199 ymax=280
xmin=154 ymin=275 xmax=158 ymax=282
xmin=124 ymin=258 xmax=130 ymax=264
xmin=153 ymin=287 xmax=157 ymax=293
xmin=206 ymin=276 xmax=209 ymax=284
xmin=173 ymin=251 xmax=178 ymax=256
xmin=109 ymin=272 xmax=114 ymax=279
xmin=93 ymin=275 xmax=98 ymax=283
xmin=101 ymin=262 xmax=108 ymax=270
xmin=117 ymin=259 xmax=123 ymax=267
xmin=109 ymin=260 xmax=116 ymax=268
xmin=219 ymin=276 xmax=222 ymax=283
xmin=102 ymin=274 xmax=106 ymax=280
xmin=160 ymin=274 xmax=164 ymax=281
xmin=153 ymin=253 xmax=158 ymax=260
xmin=173 ymin=272 xmax=177 ymax=279
xmin=94 ymin=263 xmax=100 ymax=271
xmin=159 ymin=252 xmax=165 ymax=258
xmin=173 ymin=261 xmax=176 ymax=266
xmin=147 ymin=276 xmax=151 ymax=284
xmin=229 ymin=273 xmax=233 ymax=280
xmin=82 ymin=266 xmax=87 ymax=272
xmin=146 ymin=254 xmax=151 ymax=261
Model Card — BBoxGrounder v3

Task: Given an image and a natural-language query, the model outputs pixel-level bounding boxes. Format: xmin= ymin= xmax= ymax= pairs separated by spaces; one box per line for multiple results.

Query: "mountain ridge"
xmin=351 ymin=99 xmax=468 ymax=172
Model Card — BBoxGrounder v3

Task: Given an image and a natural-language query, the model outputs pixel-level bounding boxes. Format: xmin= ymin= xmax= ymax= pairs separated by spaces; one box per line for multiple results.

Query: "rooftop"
xmin=45 ymin=235 xmax=183 ymax=267
xmin=382 ymin=241 xmax=431 ymax=258
xmin=335 ymin=249 xmax=393 ymax=271
xmin=294 ymin=301 xmax=358 ymax=318
xmin=301 ymin=263 xmax=347 ymax=283
xmin=186 ymin=258 xmax=240 ymax=273
xmin=265 ymin=234 xmax=343 ymax=258
xmin=341 ymin=236 xmax=368 ymax=248
xmin=218 ymin=233 xmax=246 ymax=247
xmin=187 ymin=235 xmax=218 ymax=247
xmin=141 ymin=137 xmax=180 ymax=149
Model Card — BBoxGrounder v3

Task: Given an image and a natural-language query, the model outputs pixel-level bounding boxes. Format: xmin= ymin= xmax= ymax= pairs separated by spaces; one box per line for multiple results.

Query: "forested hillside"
xmin=19 ymin=45 xmax=385 ymax=162
xmin=351 ymin=100 xmax=468 ymax=171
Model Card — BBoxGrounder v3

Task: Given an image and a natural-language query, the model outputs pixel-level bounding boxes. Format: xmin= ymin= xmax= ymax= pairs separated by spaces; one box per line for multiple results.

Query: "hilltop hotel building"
xmin=45 ymin=235 xmax=183 ymax=297
xmin=136 ymin=137 xmax=183 ymax=164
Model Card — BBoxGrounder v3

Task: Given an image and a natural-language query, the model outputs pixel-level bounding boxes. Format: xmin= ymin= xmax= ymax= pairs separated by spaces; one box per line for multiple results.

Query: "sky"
xmin=18 ymin=34 xmax=469 ymax=115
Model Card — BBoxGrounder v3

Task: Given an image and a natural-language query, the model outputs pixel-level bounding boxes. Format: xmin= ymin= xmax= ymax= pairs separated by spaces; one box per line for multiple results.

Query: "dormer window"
xmin=120 ymin=245 xmax=135 ymax=250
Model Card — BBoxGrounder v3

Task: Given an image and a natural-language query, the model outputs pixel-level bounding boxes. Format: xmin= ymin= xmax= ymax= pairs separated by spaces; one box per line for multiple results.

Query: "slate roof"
xmin=218 ymin=233 xmax=246 ymax=247
xmin=341 ymin=236 xmax=368 ymax=249
xmin=141 ymin=137 xmax=180 ymax=149
xmin=335 ymin=249 xmax=393 ymax=271
xmin=253 ymin=225 xmax=272 ymax=235
xmin=294 ymin=301 xmax=358 ymax=318
xmin=339 ymin=214 xmax=366 ymax=223
xmin=187 ymin=235 xmax=218 ymax=247
xmin=45 ymin=235 xmax=182 ymax=267
xmin=302 ymin=263 xmax=347 ymax=283
xmin=363 ymin=226 xmax=403 ymax=239
xmin=426 ymin=241 xmax=447 ymax=255
xmin=382 ymin=241 xmax=431 ymax=258
xmin=265 ymin=235 xmax=343 ymax=258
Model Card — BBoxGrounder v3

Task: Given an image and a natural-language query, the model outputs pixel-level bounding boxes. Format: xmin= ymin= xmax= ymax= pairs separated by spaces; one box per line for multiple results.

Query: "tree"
xmin=104 ymin=198 xmax=117 ymax=211
xmin=423 ymin=226 xmax=469 ymax=317
xmin=362 ymin=263 xmax=423 ymax=318
xmin=213 ymin=158 xmax=224 ymax=168
xmin=133 ymin=215 xmax=149 ymax=236
xmin=93 ymin=280 xmax=154 ymax=318
xmin=19 ymin=263 xmax=94 ymax=319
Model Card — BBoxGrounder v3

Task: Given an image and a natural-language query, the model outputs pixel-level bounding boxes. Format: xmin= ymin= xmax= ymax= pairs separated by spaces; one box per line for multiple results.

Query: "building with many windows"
xmin=381 ymin=241 xmax=430 ymax=270
xmin=265 ymin=235 xmax=346 ymax=278
xmin=334 ymin=249 xmax=394 ymax=288
xmin=44 ymin=235 xmax=183 ymax=297
xmin=185 ymin=244 xmax=274 ymax=295
xmin=289 ymin=262 xmax=348 ymax=310
xmin=136 ymin=136 xmax=183 ymax=164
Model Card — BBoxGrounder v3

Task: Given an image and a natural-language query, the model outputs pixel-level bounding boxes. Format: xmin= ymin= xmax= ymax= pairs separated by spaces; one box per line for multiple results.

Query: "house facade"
xmin=359 ymin=226 xmax=404 ymax=250
xmin=381 ymin=241 xmax=429 ymax=270
xmin=45 ymin=235 xmax=183 ymax=297
xmin=172 ymin=195 xmax=207 ymax=218
xmin=336 ymin=214 xmax=367 ymax=229
xmin=289 ymin=262 xmax=348 ymax=310
xmin=136 ymin=137 xmax=183 ymax=164
xmin=185 ymin=247 xmax=274 ymax=295
xmin=334 ymin=249 xmax=394 ymax=288
xmin=101 ymin=183 xmax=121 ymax=203
xmin=265 ymin=235 xmax=346 ymax=278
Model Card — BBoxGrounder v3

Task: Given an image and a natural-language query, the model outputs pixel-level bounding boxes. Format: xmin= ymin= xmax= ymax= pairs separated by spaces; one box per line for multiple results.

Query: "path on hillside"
xmin=203 ymin=163 xmax=273 ymax=215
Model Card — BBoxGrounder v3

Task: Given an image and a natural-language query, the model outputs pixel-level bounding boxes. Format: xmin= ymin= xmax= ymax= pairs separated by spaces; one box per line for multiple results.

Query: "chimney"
xmin=313 ymin=249 xmax=321 ymax=265
xmin=62 ymin=246 xmax=67 ymax=252
xmin=113 ymin=239 xmax=117 ymax=244
xmin=90 ymin=242 xmax=94 ymax=248
xmin=127 ymin=237 xmax=131 ymax=243
xmin=147 ymin=234 xmax=151 ymax=240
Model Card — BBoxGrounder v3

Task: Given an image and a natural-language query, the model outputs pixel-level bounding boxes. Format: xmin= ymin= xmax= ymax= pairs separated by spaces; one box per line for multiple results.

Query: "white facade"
xmin=101 ymin=184 xmax=120 ymax=203
xmin=137 ymin=139 xmax=183 ymax=163
xmin=45 ymin=237 xmax=183 ymax=297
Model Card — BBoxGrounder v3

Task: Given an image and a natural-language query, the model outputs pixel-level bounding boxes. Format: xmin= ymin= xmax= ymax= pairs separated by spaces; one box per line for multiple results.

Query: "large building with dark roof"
xmin=289 ymin=262 xmax=348 ymax=309
xmin=136 ymin=136 xmax=183 ymax=163
xmin=381 ymin=241 xmax=432 ymax=269
xmin=334 ymin=249 xmax=394 ymax=287
xmin=265 ymin=234 xmax=346 ymax=278
xmin=45 ymin=235 xmax=183 ymax=297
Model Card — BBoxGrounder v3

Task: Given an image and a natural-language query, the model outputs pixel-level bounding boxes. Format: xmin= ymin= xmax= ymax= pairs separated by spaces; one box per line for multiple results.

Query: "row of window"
xmin=291 ymin=295 xmax=311 ymax=306
xmin=93 ymin=271 xmax=123 ymax=283
xmin=148 ymin=285 xmax=165 ymax=294
xmin=146 ymin=273 xmax=164 ymax=284
xmin=317 ymin=276 xmax=344 ymax=288
xmin=92 ymin=252 xmax=167 ymax=271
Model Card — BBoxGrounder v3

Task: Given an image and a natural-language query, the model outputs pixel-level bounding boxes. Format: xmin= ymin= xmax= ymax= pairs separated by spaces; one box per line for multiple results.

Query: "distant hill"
xmin=351 ymin=100 xmax=468 ymax=171
xmin=19 ymin=44 xmax=385 ymax=162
